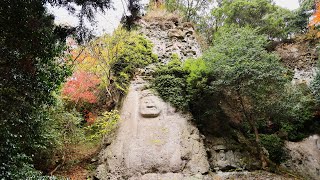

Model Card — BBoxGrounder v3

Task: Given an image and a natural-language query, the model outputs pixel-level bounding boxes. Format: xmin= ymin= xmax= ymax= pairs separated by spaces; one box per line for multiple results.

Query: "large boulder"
xmin=282 ymin=134 xmax=320 ymax=180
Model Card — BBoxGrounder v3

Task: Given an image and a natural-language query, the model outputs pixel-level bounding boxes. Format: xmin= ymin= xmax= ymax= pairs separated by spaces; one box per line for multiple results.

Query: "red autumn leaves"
xmin=62 ymin=71 xmax=100 ymax=105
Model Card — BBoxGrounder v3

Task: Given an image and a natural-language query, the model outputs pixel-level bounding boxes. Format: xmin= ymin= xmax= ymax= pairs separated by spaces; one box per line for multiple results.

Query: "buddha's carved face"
xmin=140 ymin=96 xmax=161 ymax=118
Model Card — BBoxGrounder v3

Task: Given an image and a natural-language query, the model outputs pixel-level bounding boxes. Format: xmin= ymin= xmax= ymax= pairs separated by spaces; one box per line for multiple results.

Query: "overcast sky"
xmin=48 ymin=0 xmax=300 ymax=36
xmin=276 ymin=0 xmax=300 ymax=10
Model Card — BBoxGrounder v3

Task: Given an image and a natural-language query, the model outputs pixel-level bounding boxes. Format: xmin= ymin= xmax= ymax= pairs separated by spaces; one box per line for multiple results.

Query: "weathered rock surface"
xmin=95 ymin=16 xmax=315 ymax=180
xmin=276 ymin=41 xmax=318 ymax=85
xmin=282 ymin=134 xmax=320 ymax=180
xmin=212 ymin=171 xmax=295 ymax=180
xmin=204 ymin=136 xmax=259 ymax=171
xmin=96 ymin=77 xmax=210 ymax=179
xmin=139 ymin=20 xmax=201 ymax=63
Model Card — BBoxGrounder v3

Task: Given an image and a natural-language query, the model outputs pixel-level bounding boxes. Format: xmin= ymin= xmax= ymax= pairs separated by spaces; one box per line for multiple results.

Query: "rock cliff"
xmin=96 ymin=77 xmax=210 ymax=179
xmin=95 ymin=16 xmax=320 ymax=180
xmin=96 ymin=19 xmax=210 ymax=179
xmin=282 ymin=135 xmax=320 ymax=179
xmin=276 ymin=40 xmax=318 ymax=85
xmin=139 ymin=19 xmax=201 ymax=63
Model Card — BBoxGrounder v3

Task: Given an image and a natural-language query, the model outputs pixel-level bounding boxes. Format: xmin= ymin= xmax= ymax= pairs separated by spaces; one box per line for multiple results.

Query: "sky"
xmin=47 ymin=0 xmax=300 ymax=36
xmin=275 ymin=0 xmax=300 ymax=10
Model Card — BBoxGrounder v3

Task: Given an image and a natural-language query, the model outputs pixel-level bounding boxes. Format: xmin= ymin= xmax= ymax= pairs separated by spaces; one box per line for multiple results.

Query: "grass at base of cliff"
xmin=52 ymin=142 xmax=101 ymax=179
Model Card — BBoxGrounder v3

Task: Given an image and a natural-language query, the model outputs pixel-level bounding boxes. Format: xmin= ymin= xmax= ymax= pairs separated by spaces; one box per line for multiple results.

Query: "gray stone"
xmin=139 ymin=96 xmax=162 ymax=118
xmin=282 ymin=134 xmax=320 ymax=180
xmin=96 ymin=77 xmax=210 ymax=179
xmin=138 ymin=19 xmax=201 ymax=63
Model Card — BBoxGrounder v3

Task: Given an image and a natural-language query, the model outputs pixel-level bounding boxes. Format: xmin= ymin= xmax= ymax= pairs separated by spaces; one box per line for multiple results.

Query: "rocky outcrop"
xmin=139 ymin=20 xmax=201 ymax=63
xmin=204 ymin=136 xmax=259 ymax=171
xmin=282 ymin=135 xmax=320 ymax=180
xmin=95 ymin=15 xmax=315 ymax=179
xmin=96 ymin=77 xmax=210 ymax=179
xmin=276 ymin=41 xmax=318 ymax=85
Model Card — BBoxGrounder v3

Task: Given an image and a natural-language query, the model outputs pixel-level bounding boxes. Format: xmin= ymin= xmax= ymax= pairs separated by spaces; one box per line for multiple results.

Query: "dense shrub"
xmin=110 ymin=30 xmax=158 ymax=93
xmin=152 ymin=55 xmax=189 ymax=109
xmin=85 ymin=110 xmax=120 ymax=141
xmin=260 ymin=134 xmax=286 ymax=164
xmin=277 ymin=85 xmax=315 ymax=141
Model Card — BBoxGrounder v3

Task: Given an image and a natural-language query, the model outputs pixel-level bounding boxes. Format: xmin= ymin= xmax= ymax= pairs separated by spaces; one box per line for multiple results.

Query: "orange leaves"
xmin=62 ymin=71 xmax=100 ymax=105
xmin=84 ymin=110 xmax=97 ymax=124
xmin=309 ymin=3 xmax=320 ymax=27
xmin=307 ymin=2 xmax=320 ymax=39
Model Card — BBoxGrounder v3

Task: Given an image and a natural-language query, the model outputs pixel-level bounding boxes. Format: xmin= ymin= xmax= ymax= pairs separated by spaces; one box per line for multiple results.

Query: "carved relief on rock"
xmin=139 ymin=95 xmax=162 ymax=118
xmin=212 ymin=145 xmax=235 ymax=170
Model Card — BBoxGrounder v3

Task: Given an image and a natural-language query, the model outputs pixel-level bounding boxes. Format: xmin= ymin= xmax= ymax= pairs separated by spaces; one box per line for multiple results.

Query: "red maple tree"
xmin=62 ymin=71 xmax=100 ymax=105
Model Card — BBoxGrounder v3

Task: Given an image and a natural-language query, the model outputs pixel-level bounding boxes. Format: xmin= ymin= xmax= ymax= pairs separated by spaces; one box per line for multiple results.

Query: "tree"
xmin=48 ymin=0 xmax=112 ymax=42
xmin=203 ymin=26 xmax=289 ymax=167
xmin=211 ymin=0 xmax=294 ymax=40
xmin=67 ymin=28 xmax=157 ymax=112
xmin=0 ymin=0 xmax=112 ymax=178
xmin=284 ymin=0 xmax=316 ymax=34
xmin=153 ymin=24 xmax=315 ymax=165
xmin=165 ymin=0 xmax=213 ymax=22
xmin=62 ymin=71 xmax=100 ymax=107
xmin=122 ymin=0 xmax=141 ymax=30
xmin=153 ymin=26 xmax=291 ymax=167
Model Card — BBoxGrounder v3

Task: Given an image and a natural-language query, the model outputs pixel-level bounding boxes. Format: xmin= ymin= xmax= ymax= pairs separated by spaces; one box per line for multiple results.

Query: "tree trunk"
xmin=236 ymin=89 xmax=268 ymax=169
xmin=248 ymin=118 xmax=268 ymax=169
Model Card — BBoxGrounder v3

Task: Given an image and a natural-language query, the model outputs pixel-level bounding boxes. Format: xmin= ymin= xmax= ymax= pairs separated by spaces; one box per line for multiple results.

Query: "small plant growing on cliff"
xmin=85 ymin=110 xmax=120 ymax=141
xmin=152 ymin=54 xmax=189 ymax=109
xmin=311 ymin=61 xmax=320 ymax=104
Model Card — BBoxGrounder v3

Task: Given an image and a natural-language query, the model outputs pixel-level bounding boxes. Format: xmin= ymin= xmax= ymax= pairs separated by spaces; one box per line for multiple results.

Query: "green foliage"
xmin=82 ymin=28 xmax=158 ymax=98
xmin=276 ymin=85 xmax=315 ymax=141
xmin=85 ymin=110 xmax=119 ymax=141
xmin=201 ymin=26 xmax=314 ymax=141
xmin=261 ymin=8 xmax=297 ymax=39
xmin=203 ymin=26 xmax=290 ymax=136
xmin=152 ymin=54 xmax=190 ymax=109
xmin=165 ymin=0 xmax=213 ymax=22
xmin=211 ymin=0 xmax=295 ymax=39
xmin=0 ymin=0 xmax=72 ymax=177
xmin=290 ymin=0 xmax=315 ymax=33
xmin=260 ymin=134 xmax=286 ymax=164
xmin=47 ymin=99 xmax=85 ymax=147
xmin=111 ymin=31 xmax=158 ymax=93
xmin=153 ymin=26 xmax=315 ymax=164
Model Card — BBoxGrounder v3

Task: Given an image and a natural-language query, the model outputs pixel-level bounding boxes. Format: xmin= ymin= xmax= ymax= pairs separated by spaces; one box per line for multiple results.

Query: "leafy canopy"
xmin=211 ymin=0 xmax=294 ymax=39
